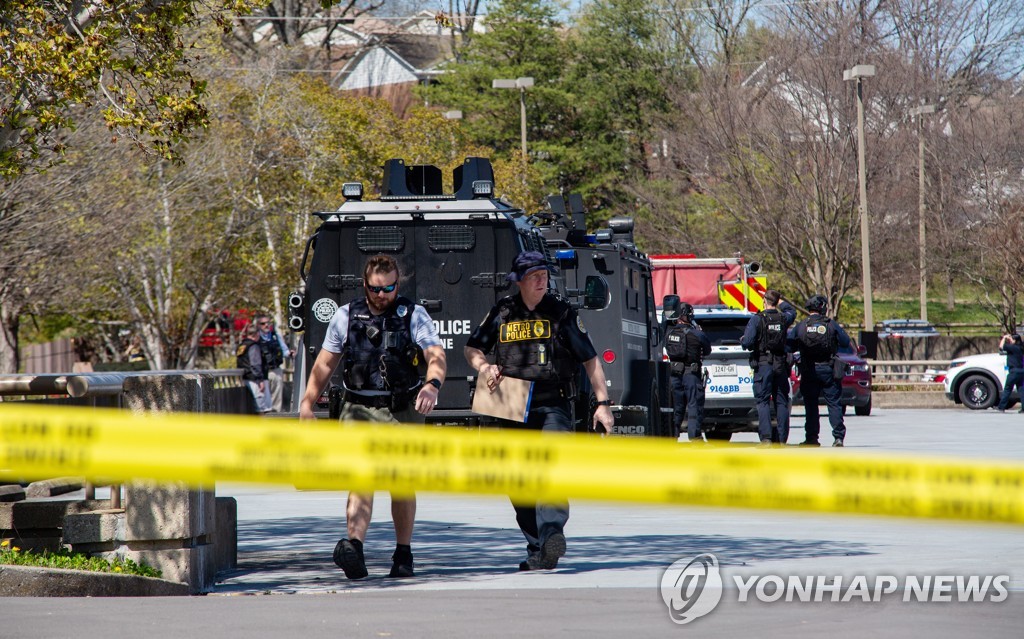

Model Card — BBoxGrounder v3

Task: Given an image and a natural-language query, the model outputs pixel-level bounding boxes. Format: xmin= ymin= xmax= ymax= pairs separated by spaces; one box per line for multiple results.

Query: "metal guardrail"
xmin=865 ymin=360 xmax=950 ymax=384
xmin=0 ymin=370 xmax=254 ymax=510
xmin=0 ymin=369 xmax=247 ymax=398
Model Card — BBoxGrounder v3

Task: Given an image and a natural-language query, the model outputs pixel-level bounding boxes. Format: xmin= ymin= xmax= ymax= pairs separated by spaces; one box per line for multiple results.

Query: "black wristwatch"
xmin=426 ymin=378 xmax=442 ymax=390
xmin=595 ymin=399 xmax=612 ymax=407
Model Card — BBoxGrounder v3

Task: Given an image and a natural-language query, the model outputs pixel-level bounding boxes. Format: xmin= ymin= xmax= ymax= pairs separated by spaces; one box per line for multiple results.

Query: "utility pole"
xmin=844 ymin=64 xmax=876 ymax=332
xmin=910 ymin=104 xmax=938 ymax=323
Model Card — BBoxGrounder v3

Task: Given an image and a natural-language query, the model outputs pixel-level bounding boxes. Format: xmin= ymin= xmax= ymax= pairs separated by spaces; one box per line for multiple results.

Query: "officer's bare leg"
xmin=391 ymin=495 xmax=416 ymax=545
xmin=346 ymin=491 xmax=374 ymax=541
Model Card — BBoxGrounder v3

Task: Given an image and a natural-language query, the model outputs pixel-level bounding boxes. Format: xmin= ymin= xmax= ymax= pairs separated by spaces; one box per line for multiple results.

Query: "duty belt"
xmin=670 ymin=361 xmax=702 ymax=375
xmin=343 ymin=392 xmax=394 ymax=409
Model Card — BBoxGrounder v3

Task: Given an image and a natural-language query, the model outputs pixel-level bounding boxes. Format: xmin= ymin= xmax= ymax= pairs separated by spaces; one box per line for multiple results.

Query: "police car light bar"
xmin=472 ymin=180 xmax=494 ymax=198
xmin=342 ymin=182 xmax=364 ymax=201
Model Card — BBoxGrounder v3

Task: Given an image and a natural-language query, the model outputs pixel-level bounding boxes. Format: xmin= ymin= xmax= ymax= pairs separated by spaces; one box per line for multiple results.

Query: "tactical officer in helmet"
xmin=665 ymin=302 xmax=712 ymax=442
xmin=299 ymin=254 xmax=447 ymax=580
xmin=788 ymin=294 xmax=850 ymax=447
xmin=741 ymin=290 xmax=796 ymax=446
xmin=464 ymin=250 xmax=614 ymax=572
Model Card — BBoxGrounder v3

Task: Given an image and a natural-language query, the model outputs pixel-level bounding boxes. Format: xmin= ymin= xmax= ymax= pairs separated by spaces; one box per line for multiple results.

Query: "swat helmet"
xmin=805 ymin=295 xmax=828 ymax=313
xmin=674 ymin=302 xmax=694 ymax=323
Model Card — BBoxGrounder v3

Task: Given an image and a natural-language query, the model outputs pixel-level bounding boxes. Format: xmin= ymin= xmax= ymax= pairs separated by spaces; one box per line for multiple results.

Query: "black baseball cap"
xmin=507 ymin=251 xmax=554 ymax=282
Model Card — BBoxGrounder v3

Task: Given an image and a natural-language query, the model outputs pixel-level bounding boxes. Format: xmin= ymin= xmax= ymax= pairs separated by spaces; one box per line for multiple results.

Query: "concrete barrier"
xmin=871 ymin=391 xmax=952 ymax=409
xmin=0 ymin=565 xmax=188 ymax=597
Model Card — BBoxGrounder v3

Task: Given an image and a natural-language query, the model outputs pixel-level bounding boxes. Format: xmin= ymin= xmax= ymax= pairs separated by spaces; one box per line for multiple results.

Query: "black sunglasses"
xmin=367 ymin=283 xmax=397 ymax=294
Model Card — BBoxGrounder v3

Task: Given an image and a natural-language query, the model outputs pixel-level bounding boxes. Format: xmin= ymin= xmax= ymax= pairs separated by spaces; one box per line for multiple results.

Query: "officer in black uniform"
xmin=299 ymin=254 xmax=447 ymax=580
xmin=464 ymin=250 xmax=614 ymax=572
xmin=788 ymin=294 xmax=850 ymax=447
xmin=741 ymin=289 xmax=797 ymax=446
xmin=665 ymin=302 xmax=712 ymax=442
xmin=996 ymin=333 xmax=1024 ymax=412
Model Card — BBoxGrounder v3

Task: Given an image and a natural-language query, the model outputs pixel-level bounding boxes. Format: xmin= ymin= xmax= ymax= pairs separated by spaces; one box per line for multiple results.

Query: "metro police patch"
xmin=500 ymin=320 xmax=551 ymax=342
xmin=577 ymin=316 xmax=587 ymax=334
xmin=312 ymin=298 xmax=338 ymax=323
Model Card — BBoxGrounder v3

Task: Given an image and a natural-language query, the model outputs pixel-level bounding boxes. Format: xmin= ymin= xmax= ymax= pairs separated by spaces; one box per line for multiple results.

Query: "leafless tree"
xmin=224 ymin=0 xmax=387 ymax=68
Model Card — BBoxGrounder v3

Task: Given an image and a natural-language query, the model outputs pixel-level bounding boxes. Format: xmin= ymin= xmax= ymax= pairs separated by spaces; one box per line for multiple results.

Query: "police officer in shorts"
xmin=665 ymin=303 xmax=711 ymax=442
xmin=299 ymin=254 xmax=447 ymax=579
xmin=464 ymin=250 xmax=614 ymax=572
xmin=741 ymin=290 xmax=796 ymax=446
xmin=788 ymin=294 xmax=850 ymax=447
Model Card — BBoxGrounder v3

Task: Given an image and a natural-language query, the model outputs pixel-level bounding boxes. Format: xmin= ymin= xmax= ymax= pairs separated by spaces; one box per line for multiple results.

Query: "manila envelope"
xmin=471 ymin=375 xmax=534 ymax=422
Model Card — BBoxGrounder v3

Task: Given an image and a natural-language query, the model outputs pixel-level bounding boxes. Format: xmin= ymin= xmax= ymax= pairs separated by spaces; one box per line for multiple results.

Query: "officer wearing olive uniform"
xmin=788 ymin=294 xmax=850 ymax=447
xmin=300 ymin=254 xmax=447 ymax=580
xmin=465 ymin=251 xmax=614 ymax=572
xmin=665 ymin=302 xmax=712 ymax=442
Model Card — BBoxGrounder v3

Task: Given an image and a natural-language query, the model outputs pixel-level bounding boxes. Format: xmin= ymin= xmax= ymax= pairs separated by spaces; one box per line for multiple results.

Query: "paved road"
xmin=5 ymin=408 xmax=1024 ymax=638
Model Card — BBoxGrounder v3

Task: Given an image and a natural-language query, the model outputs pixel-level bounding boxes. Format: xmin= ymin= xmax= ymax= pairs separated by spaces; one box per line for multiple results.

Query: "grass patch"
xmin=838 ymin=297 xmax=1003 ymax=331
xmin=0 ymin=540 xmax=161 ymax=578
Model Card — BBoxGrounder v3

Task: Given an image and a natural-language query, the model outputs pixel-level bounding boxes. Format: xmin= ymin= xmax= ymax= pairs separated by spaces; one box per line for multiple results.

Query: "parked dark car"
xmin=876 ymin=319 xmax=939 ymax=339
xmin=792 ymin=343 xmax=873 ymax=416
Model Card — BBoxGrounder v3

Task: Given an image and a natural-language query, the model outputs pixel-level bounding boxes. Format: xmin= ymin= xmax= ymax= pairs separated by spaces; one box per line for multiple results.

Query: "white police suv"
xmin=691 ymin=306 xmax=759 ymax=440
xmin=942 ymin=352 xmax=1017 ymax=410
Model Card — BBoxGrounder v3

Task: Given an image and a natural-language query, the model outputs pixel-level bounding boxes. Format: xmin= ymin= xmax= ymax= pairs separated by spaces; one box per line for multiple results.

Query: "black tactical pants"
xmin=800 ymin=363 xmax=845 ymax=443
xmin=753 ymin=362 xmax=791 ymax=443
xmin=671 ymin=371 xmax=705 ymax=440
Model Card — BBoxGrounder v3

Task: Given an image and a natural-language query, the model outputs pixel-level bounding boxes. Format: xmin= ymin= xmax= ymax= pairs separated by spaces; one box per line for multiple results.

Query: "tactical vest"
xmin=493 ymin=295 xmax=576 ymax=383
xmin=342 ymin=296 xmax=420 ymax=393
xmin=757 ymin=308 xmax=787 ymax=359
xmin=236 ymin=338 xmax=264 ymax=381
xmin=798 ymin=315 xmax=837 ymax=363
xmin=665 ymin=323 xmax=703 ymax=366
xmin=259 ymin=332 xmax=284 ymax=368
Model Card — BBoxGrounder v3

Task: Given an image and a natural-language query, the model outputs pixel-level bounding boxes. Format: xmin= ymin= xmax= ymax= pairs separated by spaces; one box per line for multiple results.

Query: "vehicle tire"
xmin=957 ymin=375 xmax=997 ymax=410
xmin=854 ymin=398 xmax=872 ymax=416
xmin=706 ymin=430 xmax=732 ymax=442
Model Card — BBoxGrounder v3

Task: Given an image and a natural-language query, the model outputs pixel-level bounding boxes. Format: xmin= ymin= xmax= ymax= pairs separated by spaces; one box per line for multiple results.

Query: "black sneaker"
xmin=832 ymin=438 xmax=844 ymax=447
xmin=540 ymin=532 xmax=566 ymax=570
xmin=389 ymin=550 xmax=414 ymax=578
xmin=799 ymin=440 xmax=821 ymax=447
xmin=333 ymin=539 xmax=368 ymax=579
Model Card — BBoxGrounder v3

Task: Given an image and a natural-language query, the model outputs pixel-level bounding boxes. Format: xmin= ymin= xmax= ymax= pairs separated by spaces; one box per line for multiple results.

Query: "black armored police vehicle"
xmin=289 ymin=157 xmax=672 ymax=436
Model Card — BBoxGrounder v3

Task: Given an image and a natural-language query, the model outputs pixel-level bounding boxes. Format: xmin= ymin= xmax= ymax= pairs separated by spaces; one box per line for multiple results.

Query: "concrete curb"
xmin=871 ymin=391 xmax=951 ymax=409
xmin=0 ymin=565 xmax=189 ymax=597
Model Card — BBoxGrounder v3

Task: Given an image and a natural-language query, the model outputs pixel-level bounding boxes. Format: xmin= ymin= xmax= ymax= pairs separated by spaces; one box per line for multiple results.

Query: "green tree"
xmin=416 ymin=0 xmax=568 ymax=208
xmin=0 ymin=0 xmax=264 ymax=178
xmin=563 ymin=0 xmax=669 ymax=211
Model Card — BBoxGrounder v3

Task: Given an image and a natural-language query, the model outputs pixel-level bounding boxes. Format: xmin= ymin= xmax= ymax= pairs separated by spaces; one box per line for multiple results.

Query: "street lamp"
xmin=844 ymin=64 xmax=876 ymax=335
xmin=910 ymin=103 xmax=939 ymax=323
xmin=492 ymin=77 xmax=534 ymax=158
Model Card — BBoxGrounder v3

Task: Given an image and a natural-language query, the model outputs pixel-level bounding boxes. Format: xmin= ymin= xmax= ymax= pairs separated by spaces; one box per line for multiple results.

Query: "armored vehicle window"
xmin=357 ymin=226 xmax=405 ymax=252
xmin=428 ymin=225 xmax=475 ymax=251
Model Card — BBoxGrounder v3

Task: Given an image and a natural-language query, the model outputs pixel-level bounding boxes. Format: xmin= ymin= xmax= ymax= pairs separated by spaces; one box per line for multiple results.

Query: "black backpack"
xmin=759 ymin=308 xmax=787 ymax=355
xmin=799 ymin=316 xmax=836 ymax=362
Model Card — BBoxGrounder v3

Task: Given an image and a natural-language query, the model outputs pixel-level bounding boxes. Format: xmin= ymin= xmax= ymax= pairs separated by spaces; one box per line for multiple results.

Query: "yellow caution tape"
xmin=2 ymin=403 xmax=1023 ymax=525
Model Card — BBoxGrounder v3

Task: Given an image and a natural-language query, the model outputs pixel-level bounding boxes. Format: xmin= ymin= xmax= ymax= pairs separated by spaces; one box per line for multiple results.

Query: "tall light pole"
xmin=492 ymin=77 xmax=534 ymax=158
xmin=844 ymin=64 xmax=876 ymax=333
xmin=910 ymin=103 xmax=938 ymax=323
